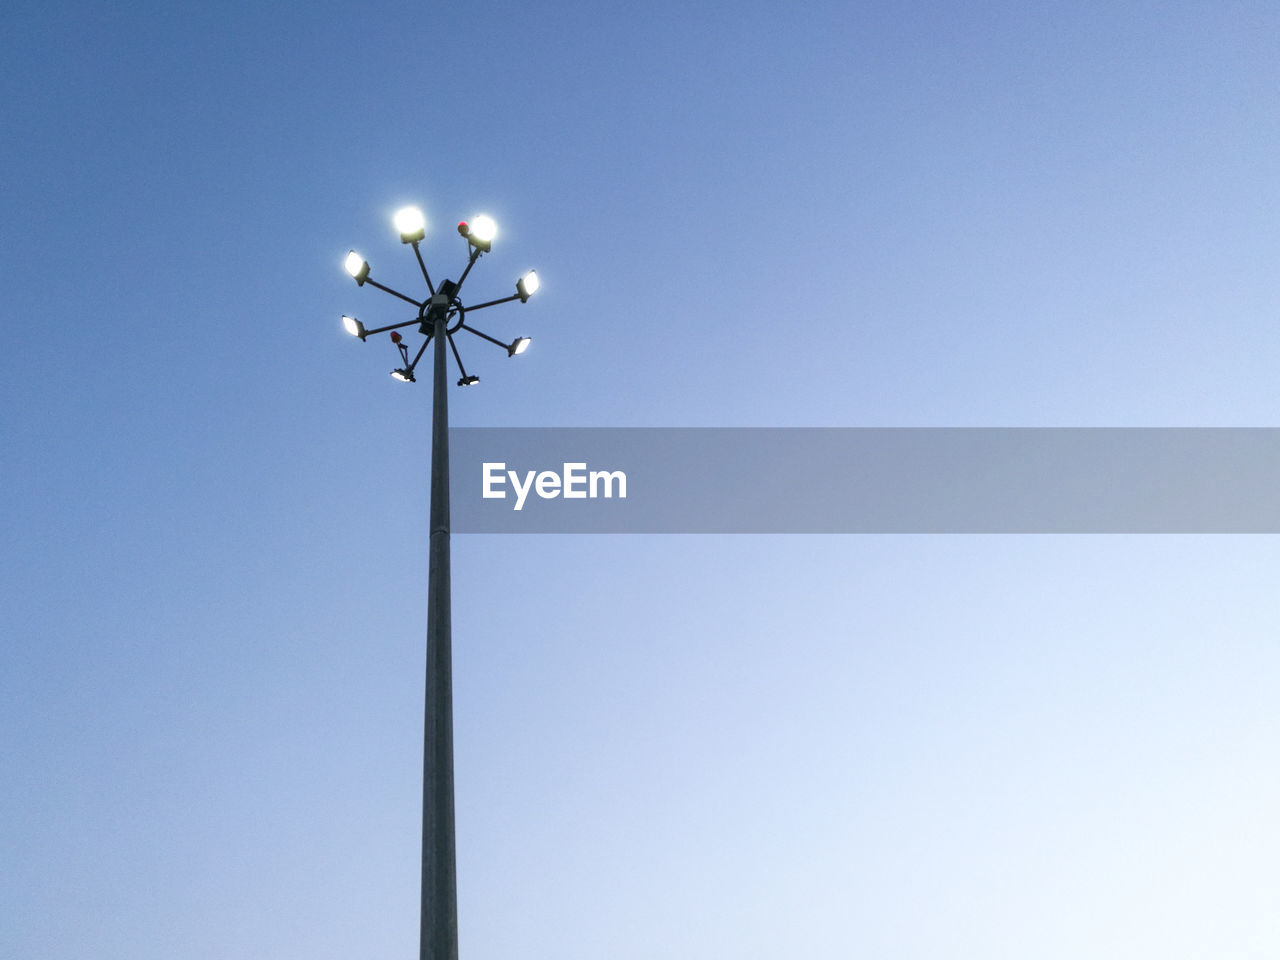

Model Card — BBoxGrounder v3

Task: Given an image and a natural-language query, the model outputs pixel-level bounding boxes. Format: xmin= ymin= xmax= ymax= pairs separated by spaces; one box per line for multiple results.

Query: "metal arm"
xmin=446 ymin=333 xmax=470 ymax=379
xmin=408 ymin=333 xmax=434 ymax=374
xmin=362 ymin=317 xmax=427 ymax=339
xmin=454 ymin=248 xmax=481 ymax=295
xmin=459 ymin=324 xmax=509 ymax=351
xmin=411 ymin=241 xmax=436 ymax=296
xmin=461 ymin=293 xmax=521 ymax=313
xmin=365 ymin=276 xmax=424 ymax=308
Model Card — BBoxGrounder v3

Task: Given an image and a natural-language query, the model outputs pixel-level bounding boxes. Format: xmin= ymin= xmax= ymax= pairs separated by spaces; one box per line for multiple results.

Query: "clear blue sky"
xmin=3 ymin=1 xmax=1280 ymax=957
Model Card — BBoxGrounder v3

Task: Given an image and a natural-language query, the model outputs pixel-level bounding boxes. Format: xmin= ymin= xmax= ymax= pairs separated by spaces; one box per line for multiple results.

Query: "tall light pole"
xmin=340 ymin=205 xmax=538 ymax=960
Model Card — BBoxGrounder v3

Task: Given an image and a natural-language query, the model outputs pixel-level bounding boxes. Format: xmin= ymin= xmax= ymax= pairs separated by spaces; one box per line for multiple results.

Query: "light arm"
xmin=453 ymin=248 xmax=481 ymax=295
xmin=361 ymin=317 xmax=426 ymax=338
xmin=446 ymin=332 xmax=469 ymax=377
xmin=411 ymin=241 xmax=436 ymax=296
xmin=408 ymin=332 xmax=434 ymax=373
xmin=364 ymin=276 xmax=423 ymax=308
xmin=461 ymin=293 xmax=521 ymax=313
xmin=460 ymin=324 xmax=509 ymax=351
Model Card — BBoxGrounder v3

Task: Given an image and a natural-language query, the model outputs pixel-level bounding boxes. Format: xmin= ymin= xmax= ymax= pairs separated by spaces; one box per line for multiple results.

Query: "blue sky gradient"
xmin=4 ymin=2 xmax=1280 ymax=957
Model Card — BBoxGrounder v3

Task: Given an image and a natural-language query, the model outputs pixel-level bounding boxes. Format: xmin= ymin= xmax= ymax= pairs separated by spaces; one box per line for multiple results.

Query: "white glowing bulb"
xmin=394 ymin=206 xmax=425 ymax=242
xmin=344 ymin=250 xmax=368 ymax=278
xmin=469 ymin=214 xmax=497 ymax=244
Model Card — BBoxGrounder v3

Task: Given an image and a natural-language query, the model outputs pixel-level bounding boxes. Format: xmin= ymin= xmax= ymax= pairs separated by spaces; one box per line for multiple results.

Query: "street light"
xmin=396 ymin=206 xmax=426 ymax=243
xmin=338 ymin=202 xmax=538 ymax=960
xmin=463 ymin=214 xmax=497 ymax=252
xmin=344 ymin=251 xmax=370 ymax=285
xmin=516 ymin=270 xmax=539 ymax=302
xmin=341 ymin=315 xmax=367 ymax=340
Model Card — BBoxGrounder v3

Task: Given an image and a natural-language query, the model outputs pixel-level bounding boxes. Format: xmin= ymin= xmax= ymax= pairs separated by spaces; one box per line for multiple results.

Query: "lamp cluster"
xmin=340 ymin=206 xmax=538 ymax=386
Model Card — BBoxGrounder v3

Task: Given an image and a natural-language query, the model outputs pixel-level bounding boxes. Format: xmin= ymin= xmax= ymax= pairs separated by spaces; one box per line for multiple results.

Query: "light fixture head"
xmin=508 ymin=337 xmax=531 ymax=357
xmin=457 ymin=374 xmax=480 ymax=387
xmin=391 ymin=368 xmax=415 ymax=382
xmin=342 ymin=315 xmax=367 ymax=340
xmin=516 ymin=270 xmax=539 ymax=302
xmin=467 ymin=214 xmax=496 ymax=251
xmin=394 ymin=206 xmax=426 ymax=243
xmin=344 ymin=250 xmax=370 ymax=285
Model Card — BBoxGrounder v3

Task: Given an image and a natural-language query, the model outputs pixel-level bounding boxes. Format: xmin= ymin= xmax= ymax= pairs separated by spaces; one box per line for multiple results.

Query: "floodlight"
xmin=342 ymin=315 xmax=367 ymax=340
xmin=344 ymin=203 xmax=536 ymax=394
xmin=516 ymin=270 xmax=539 ymax=302
xmin=395 ymin=206 xmax=426 ymax=243
xmin=334 ymin=199 xmax=543 ymax=960
xmin=344 ymin=250 xmax=370 ymax=285
xmin=467 ymin=214 xmax=496 ymax=251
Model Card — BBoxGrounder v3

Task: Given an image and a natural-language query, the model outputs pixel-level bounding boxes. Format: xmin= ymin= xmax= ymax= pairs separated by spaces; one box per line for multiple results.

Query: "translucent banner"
xmin=448 ymin=428 xmax=1280 ymax=533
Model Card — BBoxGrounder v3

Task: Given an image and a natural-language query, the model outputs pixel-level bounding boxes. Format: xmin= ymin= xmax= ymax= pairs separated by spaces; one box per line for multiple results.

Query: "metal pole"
xmin=421 ymin=312 xmax=458 ymax=960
